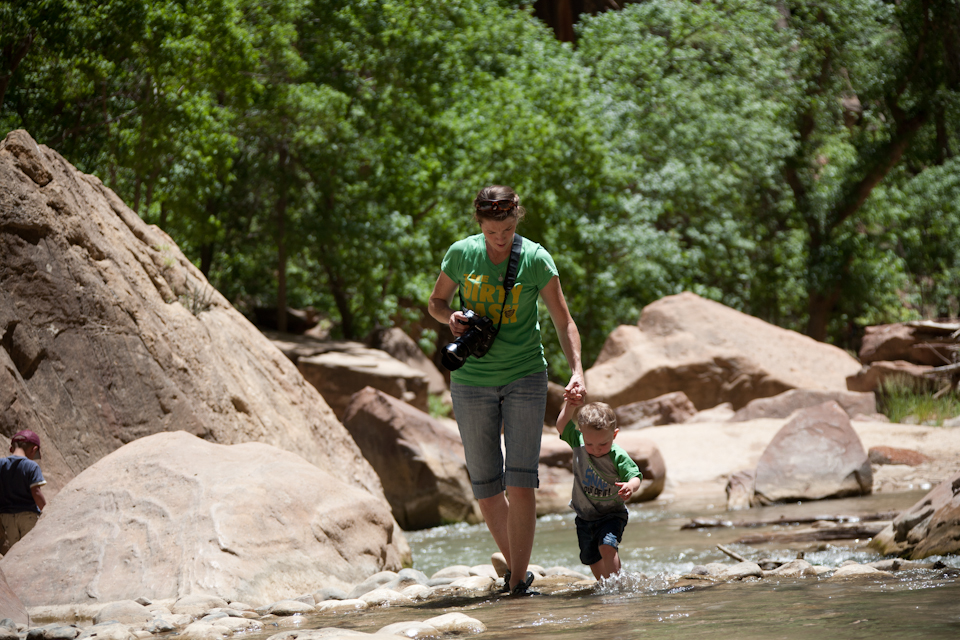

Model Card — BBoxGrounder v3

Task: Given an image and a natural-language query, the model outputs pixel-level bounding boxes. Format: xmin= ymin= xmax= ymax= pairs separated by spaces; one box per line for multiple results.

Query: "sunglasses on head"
xmin=476 ymin=199 xmax=516 ymax=212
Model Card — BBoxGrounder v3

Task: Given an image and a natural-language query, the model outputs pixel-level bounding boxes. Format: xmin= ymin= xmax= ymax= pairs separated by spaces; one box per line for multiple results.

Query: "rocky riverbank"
xmin=14 ymin=553 xmax=960 ymax=640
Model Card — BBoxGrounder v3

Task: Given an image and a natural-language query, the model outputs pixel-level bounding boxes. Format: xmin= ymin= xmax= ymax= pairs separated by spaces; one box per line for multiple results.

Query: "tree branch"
xmin=828 ymin=107 xmax=929 ymax=230
xmin=0 ymin=30 xmax=36 ymax=108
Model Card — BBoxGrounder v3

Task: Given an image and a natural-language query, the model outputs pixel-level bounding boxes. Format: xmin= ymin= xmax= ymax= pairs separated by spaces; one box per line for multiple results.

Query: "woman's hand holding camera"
xmin=449 ymin=310 xmax=469 ymax=337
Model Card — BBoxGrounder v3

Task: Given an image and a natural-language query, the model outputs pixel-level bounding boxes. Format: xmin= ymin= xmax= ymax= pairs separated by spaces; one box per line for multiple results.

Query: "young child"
xmin=556 ymin=401 xmax=641 ymax=580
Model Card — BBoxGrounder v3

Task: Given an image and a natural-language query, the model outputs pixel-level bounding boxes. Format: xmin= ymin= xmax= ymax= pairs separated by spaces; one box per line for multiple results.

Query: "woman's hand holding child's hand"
xmin=563 ymin=373 xmax=586 ymax=407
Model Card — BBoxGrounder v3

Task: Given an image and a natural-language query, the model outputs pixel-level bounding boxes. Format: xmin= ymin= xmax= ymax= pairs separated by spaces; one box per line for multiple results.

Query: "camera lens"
xmin=441 ymin=341 xmax=469 ymax=371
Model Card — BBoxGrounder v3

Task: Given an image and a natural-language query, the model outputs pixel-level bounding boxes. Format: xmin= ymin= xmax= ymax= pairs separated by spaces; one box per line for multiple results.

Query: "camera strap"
xmin=458 ymin=234 xmax=523 ymax=333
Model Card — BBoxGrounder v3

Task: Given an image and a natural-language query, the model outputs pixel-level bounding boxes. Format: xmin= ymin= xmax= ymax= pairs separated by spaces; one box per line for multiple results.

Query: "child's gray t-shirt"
xmin=560 ymin=421 xmax=642 ymax=521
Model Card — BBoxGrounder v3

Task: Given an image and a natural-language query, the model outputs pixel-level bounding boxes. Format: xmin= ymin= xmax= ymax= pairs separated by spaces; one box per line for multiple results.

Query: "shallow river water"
xmin=264 ymin=491 xmax=960 ymax=639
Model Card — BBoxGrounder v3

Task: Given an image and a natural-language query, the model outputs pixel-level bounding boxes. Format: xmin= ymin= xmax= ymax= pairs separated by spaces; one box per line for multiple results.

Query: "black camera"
xmin=440 ymin=309 xmax=499 ymax=371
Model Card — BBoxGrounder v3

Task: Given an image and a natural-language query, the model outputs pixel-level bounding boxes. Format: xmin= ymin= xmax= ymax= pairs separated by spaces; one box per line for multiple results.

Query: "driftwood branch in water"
xmin=733 ymin=522 xmax=890 ymax=545
xmin=681 ymin=511 xmax=899 ymax=530
xmin=716 ymin=544 xmax=748 ymax=562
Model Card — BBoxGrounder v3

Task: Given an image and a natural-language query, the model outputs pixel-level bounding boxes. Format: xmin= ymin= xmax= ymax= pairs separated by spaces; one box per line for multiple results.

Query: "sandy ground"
xmin=623 ymin=418 xmax=960 ymax=505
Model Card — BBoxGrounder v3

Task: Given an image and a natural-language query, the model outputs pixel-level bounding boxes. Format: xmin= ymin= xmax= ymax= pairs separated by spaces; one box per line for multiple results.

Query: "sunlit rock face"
xmin=0 ymin=130 xmax=379 ymax=503
xmin=753 ymin=401 xmax=872 ymax=504
xmin=586 ymin=292 xmax=862 ymax=411
xmin=0 ymin=432 xmax=408 ymax=606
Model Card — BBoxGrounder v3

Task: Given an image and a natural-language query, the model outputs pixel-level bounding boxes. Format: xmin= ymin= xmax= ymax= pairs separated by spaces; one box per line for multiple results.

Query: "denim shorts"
xmin=450 ymin=370 xmax=548 ymax=499
xmin=575 ymin=513 xmax=627 ymax=566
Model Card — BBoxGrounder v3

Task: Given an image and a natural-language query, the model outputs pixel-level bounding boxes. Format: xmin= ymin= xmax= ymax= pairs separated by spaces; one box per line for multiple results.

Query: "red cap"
xmin=11 ymin=429 xmax=41 ymax=459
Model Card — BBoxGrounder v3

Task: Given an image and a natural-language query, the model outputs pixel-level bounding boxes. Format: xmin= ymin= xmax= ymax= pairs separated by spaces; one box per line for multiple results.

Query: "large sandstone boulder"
xmin=616 ymin=432 xmax=668 ymax=501
xmin=0 ymin=130 xmax=375 ymax=500
xmin=0 ymin=568 xmax=28 ymax=625
xmin=369 ymin=327 xmax=447 ymax=396
xmin=860 ymin=322 xmax=957 ymax=366
xmin=268 ymin=332 xmax=436 ymax=418
xmin=544 ymin=381 xmax=566 ymax=427
xmin=846 ymin=360 xmax=935 ymax=393
xmin=341 ymin=388 xmax=479 ymax=530
xmin=753 ymin=402 xmax=872 ymax=504
xmin=730 ymin=389 xmax=877 ymax=422
xmin=292 ymin=342 xmax=429 ymax=420
xmin=615 ymin=391 xmax=697 ymax=429
xmin=0 ymin=432 xmax=408 ymax=606
xmin=870 ymin=471 xmax=960 ymax=559
xmin=586 ymin=292 xmax=862 ymax=410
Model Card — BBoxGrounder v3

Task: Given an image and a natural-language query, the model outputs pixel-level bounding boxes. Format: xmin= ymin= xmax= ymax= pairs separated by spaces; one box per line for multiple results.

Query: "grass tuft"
xmin=877 ymin=375 xmax=960 ymax=426
xmin=179 ymin=283 xmax=214 ymax=316
xmin=428 ymin=393 xmax=452 ymax=420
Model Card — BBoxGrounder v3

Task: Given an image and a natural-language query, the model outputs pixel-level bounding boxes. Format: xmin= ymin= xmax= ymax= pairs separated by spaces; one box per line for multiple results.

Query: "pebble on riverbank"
xmin=14 ymin=559 xmax=960 ymax=640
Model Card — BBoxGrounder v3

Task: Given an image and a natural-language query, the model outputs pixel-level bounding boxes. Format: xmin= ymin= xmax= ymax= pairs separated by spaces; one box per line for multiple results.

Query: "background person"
xmin=428 ymin=184 xmax=585 ymax=595
xmin=0 ymin=429 xmax=47 ymax=553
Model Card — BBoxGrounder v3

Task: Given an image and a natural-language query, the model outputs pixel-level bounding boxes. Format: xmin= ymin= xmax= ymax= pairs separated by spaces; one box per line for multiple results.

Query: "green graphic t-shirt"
xmin=440 ymin=233 xmax=558 ymax=387
xmin=560 ymin=421 xmax=642 ymax=521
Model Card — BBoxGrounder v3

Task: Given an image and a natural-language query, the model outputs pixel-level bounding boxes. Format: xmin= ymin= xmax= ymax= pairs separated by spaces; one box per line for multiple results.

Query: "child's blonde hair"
xmin=576 ymin=402 xmax=617 ymax=433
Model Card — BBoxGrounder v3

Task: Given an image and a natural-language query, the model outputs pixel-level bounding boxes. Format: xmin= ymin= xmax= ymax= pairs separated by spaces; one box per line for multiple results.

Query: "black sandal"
xmin=510 ymin=571 xmax=538 ymax=596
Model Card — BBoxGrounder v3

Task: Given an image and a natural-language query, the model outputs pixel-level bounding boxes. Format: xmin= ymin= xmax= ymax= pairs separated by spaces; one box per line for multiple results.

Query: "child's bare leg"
xmin=590 ymin=544 xmax=622 ymax=580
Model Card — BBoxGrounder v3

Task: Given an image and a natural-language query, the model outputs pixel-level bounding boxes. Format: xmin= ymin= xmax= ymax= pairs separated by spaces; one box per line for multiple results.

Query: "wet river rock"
xmin=871 ymin=470 xmax=960 ymax=559
xmin=16 ymin=558 xmax=959 ymax=640
xmin=753 ymin=401 xmax=872 ymax=504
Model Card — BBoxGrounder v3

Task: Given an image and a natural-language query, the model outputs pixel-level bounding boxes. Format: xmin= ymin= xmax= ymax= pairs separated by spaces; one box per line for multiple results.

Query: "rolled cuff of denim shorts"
xmin=472 ymin=474 xmax=506 ymax=500
xmin=601 ymin=531 xmax=620 ymax=549
xmin=503 ymin=466 xmax=539 ymax=490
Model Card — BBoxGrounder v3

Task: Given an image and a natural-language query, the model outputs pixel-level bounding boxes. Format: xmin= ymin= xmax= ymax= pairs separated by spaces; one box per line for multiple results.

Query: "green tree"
xmin=578 ymin=0 xmax=802 ymax=324
xmin=781 ymin=0 xmax=960 ymax=340
xmin=2 ymin=0 xmax=269 ymax=260
xmin=578 ymin=0 xmax=960 ymax=345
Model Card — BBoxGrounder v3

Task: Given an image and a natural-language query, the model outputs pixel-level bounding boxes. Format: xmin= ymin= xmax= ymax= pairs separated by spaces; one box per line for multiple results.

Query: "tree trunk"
xmin=806 ymin=287 xmax=841 ymax=342
xmin=324 ymin=261 xmax=354 ymax=339
xmin=199 ymin=243 xmax=214 ymax=277
xmin=0 ymin=31 xmax=35 ymax=108
xmin=534 ymin=0 xmax=577 ymax=42
xmin=275 ymin=146 xmax=288 ymax=333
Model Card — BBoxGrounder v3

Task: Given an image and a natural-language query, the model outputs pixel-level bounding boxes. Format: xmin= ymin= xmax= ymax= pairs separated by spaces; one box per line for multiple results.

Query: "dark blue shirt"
xmin=0 ymin=455 xmax=45 ymax=514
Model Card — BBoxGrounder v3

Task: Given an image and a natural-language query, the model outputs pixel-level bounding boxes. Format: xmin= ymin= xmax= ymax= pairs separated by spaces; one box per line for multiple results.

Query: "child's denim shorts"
xmin=575 ymin=513 xmax=628 ymax=566
xmin=450 ymin=370 xmax=548 ymax=499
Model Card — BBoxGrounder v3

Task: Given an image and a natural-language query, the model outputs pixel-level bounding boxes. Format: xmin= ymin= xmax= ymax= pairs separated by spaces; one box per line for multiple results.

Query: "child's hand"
xmin=616 ymin=482 xmax=634 ymax=501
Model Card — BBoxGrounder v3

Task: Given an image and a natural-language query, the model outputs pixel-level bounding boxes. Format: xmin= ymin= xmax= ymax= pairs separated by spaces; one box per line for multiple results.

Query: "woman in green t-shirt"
xmin=428 ymin=185 xmax=586 ymax=596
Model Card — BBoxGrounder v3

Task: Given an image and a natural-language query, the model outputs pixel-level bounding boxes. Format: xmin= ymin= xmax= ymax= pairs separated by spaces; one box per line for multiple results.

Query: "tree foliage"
xmin=2 ymin=0 xmax=959 ymax=376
